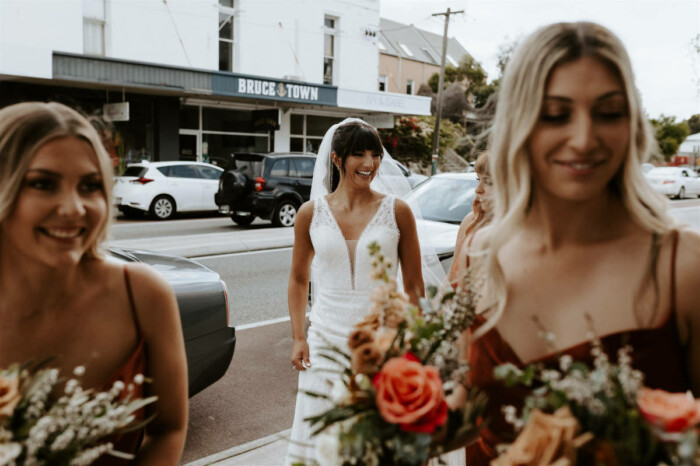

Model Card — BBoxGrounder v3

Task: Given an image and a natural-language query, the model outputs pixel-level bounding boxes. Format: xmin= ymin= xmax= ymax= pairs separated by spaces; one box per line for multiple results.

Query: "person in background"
xmin=448 ymin=152 xmax=493 ymax=286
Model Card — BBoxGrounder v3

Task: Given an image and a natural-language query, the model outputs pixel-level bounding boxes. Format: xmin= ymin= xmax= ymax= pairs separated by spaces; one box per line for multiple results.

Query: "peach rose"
xmin=491 ymin=407 xmax=593 ymax=466
xmin=637 ymin=388 xmax=700 ymax=433
xmin=357 ymin=313 xmax=381 ymax=331
xmin=0 ymin=375 xmax=21 ymax=419
xmin=372 ymin=353 xmax=448 ymax=433
xmin=375 ymin=328 xmax=398 ymax=354
xmin=351 ymin=342 xmax=383 ymax=376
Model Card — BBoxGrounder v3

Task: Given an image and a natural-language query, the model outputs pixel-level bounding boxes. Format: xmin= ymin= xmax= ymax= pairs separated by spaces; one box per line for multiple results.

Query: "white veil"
xmin=310 ymin=117 xmax=446 ymax=291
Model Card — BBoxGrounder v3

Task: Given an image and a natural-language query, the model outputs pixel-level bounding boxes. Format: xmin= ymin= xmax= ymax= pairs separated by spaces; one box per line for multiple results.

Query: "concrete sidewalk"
xmin=109 ymin=227 xmax=295 ymax=258
xmin=183 ymin=430 xmax=290 ymax=466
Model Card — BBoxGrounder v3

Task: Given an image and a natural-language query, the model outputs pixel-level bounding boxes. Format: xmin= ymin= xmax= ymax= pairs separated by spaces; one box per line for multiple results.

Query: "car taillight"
xmin=221 ymin=280 xmax=232 ymax=327
xmin=663 ymin=180 xmax=675 ymax=184
xmin=130 ymin=177 xmax=154 ymax=185
xmin=254 ymin=177 xmax=265 ymax=191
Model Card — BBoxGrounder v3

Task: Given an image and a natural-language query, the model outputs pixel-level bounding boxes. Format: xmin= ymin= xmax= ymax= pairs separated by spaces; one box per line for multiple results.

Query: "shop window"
xmin=290 ymin=138 xmax=304 ymax=152
xmin=219 ymin=1 xmax=235 ymax=72
xmin=203 ymin=107 xmax=259 ymax=133
xmin=323 ymin=16 xmax=337 ymax=85
xmin=378 ymin=75 xmax=387 ymax=92
xmin=290 ymin=114 xmax=342 ymax=154
xmin=179 ymin=106 xmax=199 ymax=130
xmin=291 ymin=114 xmax=304 ymax=134
xmin=406 ymin=79 xmax=415 ymax=95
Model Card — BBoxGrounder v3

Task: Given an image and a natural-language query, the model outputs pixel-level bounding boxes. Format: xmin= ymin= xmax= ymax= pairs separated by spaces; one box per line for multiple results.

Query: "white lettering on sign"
xmin=237 ymin=78 xmax=319 ymax=101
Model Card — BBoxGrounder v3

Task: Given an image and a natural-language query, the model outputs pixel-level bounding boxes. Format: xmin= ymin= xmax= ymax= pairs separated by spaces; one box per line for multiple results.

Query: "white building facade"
xmin=0 ymin=0 xmax=429 ymax=166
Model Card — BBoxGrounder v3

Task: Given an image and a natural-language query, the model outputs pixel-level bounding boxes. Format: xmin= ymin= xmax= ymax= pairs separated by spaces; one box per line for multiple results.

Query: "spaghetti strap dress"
xmin=465 ymin=231 xmax=691 ymax=465
xmin=95 ymin=266 xmax=148 ymax=465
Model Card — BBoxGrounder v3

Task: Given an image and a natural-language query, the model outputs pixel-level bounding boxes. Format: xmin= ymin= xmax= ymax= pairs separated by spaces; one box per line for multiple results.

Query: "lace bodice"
xmin=310 ymin=195 xmax=399 ymax=292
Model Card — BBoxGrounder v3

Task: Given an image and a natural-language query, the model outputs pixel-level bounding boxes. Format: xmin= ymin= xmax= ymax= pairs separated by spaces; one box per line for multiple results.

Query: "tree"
xmin=649 ymin=115 xmax=690 ymax=161
xmin=427 ymin=56 xmax=497 ymax=110
xmin=686 ymin=114 xmax=700 ymax=135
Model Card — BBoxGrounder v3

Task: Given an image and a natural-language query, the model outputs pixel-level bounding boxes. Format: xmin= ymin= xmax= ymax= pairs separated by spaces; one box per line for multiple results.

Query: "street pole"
xmin=431 ymin=7 xmax=464 ymax=176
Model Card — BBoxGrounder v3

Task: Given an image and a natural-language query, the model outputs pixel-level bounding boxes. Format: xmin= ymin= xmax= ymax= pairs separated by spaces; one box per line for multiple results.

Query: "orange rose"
xmin=0 ymin=375 xmax=20 ymax=419
xmin=372 ymin=353 xmax=447 ymax=433
xmin=637 ymin=388 xmax=700 ymax=433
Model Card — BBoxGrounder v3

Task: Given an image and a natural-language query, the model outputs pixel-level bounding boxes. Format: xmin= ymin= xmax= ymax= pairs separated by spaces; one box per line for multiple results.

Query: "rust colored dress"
xmin=95 ymin=266 xmax=148 ymax=465
xmin=465 ymin=231 xmax=690 ymax=465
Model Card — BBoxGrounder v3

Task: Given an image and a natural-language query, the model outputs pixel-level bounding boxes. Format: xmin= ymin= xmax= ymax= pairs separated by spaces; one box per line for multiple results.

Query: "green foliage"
xmin=686 ymin=114 xmax=700 ymax=135
xmin=650 ymin=115 xmax=691 ymax=160
xmin=378 ymin=116 xmax=464 ymax=164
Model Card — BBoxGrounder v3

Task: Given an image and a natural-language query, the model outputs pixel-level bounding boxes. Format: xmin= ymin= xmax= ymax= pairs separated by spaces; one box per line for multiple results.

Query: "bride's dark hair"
xmin=330 ymin=121 xmax=383 ymax=192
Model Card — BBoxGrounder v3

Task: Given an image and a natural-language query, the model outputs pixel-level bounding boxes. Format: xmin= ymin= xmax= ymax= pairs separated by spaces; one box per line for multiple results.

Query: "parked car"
xmin=114 ymin=161 xmax=224 ymax=220
xmin=215 ymin=152 xmax=316 ymax=227
xmin=405 ymin=172 xmax=480 ymax=274
xmin=644 ymin=167 xmax=700 ymax=199
xmin=394 ymin=160 xmax=429 ymax=188
xmin=641 ymin=163 xmax=655 ymax=174
xmin=108 ymin=247 xmax=235 ymax=397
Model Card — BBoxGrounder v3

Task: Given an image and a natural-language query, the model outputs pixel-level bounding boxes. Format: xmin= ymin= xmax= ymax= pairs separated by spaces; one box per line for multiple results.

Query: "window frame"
xmin=323 ymin=15 xmax=338 ymax=85
xmin=378 ymin=75 xmax=388 ymax=92
xmin=406 ymin=79 xmax=415 ymax=95
xmin=218 ymin=2 xmax=236 ymax=72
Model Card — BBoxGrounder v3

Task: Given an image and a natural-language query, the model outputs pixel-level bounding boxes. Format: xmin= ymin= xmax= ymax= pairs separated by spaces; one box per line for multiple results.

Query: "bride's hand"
xmin=291 ymin=339 xmax=311 ymax=371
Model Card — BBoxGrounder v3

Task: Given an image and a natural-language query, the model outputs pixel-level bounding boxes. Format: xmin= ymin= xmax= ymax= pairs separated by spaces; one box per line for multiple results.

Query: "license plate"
xmin=219 ymin=205 xmax=231 ymax=214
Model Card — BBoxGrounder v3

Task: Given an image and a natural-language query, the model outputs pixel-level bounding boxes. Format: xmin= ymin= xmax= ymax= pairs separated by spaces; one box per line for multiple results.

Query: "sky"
xmin=379 ymin=0 xmax=700 ymax=121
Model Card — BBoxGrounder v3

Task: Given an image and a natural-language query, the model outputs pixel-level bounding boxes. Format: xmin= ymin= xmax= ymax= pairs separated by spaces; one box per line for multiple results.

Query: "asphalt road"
xmin=197 ymin=249 xmax=293 ymax=326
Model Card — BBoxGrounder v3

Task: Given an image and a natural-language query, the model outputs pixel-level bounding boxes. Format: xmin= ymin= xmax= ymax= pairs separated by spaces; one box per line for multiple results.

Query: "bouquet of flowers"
xmin=492 ymin=324 xmax=699 ymax=465
xmin=0 ymin=361 xmax=156 ymax=465
xmin=300 ymin=242 xmax=487 ymax=466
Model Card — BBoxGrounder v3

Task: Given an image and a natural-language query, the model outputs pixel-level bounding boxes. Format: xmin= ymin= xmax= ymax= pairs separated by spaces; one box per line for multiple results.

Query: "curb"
xmin=183 ymin=429 xmax=290 ymax=466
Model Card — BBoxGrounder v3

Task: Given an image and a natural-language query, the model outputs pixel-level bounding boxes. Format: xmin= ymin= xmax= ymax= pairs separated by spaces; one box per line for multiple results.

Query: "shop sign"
xmin=363 ymin=115 xmax=394 ymax=129
xmin=252 ymin=109 xmax=280 ymax=131
xmin=103 ymin=102 xmax=130 ymax=122
xmin=212 ymin=74 xmax=337 ymax=106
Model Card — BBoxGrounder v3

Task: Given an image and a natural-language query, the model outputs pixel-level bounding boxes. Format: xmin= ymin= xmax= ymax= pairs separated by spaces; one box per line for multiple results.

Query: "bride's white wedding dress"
xmin=285 ymin=195 xmax=465 ymax=466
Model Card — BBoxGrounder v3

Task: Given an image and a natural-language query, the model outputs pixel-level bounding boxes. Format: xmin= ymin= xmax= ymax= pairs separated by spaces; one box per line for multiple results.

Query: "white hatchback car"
xmin=114 ymin=161 xmax=224 ymax=219
xmin=644 ymin=167 xmax=700 ymax=199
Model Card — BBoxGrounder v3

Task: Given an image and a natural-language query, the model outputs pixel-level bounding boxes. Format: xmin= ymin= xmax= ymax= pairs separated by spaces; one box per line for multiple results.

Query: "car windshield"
xmin=647 ymin=168 xmax=680 ymax=176
xmin=407 ymin=177 xmax=478 ymax=224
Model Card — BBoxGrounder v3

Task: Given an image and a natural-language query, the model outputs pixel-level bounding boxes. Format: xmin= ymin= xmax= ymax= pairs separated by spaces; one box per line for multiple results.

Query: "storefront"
xmin=0 ymin=52 xmax=430 ymax=172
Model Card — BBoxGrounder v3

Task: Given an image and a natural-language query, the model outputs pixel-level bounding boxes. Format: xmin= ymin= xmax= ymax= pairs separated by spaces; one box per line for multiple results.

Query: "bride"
xmin=285 ymin=119 xmax=454 ymax=465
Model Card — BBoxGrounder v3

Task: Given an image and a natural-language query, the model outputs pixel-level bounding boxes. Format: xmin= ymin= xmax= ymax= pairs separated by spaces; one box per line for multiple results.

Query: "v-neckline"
xmin=322 ymin=195 xmax=389 ymax=290
xmin=323 ymin=195 xmax=388 ymax=243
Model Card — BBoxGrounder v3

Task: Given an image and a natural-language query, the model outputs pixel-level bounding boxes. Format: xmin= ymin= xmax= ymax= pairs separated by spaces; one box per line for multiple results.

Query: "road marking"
xmin=183 ymin=429 xmax=290 ymax=466
xmin=195 ymin=247 xmax=293 ymax=261
xmin=237 ymin=316 xmax=291 ymax=330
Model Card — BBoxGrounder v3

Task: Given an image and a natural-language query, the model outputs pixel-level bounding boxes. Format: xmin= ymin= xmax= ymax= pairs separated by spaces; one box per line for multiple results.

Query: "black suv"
xmin=215 ymin=152 xmax=316 ymax=227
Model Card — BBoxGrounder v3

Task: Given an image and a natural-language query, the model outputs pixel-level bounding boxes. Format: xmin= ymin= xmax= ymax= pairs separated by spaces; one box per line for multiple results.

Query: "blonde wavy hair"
xmin=477 ymin=22 xmax=673 ymax=336
xmin=0 ymin=102 xmax=114 ymax=259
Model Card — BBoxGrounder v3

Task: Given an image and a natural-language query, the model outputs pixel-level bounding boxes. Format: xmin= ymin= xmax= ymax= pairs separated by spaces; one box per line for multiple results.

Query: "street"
xmin=109 ymin=199 xmax=700 ymax=464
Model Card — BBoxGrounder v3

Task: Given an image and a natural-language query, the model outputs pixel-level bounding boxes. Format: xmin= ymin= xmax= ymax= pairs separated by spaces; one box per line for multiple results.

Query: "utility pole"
xmin=431 ymin=7 xmax=464 ymax=175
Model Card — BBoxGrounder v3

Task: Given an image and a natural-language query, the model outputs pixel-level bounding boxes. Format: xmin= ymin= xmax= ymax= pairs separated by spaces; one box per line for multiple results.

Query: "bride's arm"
xmin=288 ymin=201 xmax=315 ymax=371
xmin=395 ymin=199 xmax=424 ymax=305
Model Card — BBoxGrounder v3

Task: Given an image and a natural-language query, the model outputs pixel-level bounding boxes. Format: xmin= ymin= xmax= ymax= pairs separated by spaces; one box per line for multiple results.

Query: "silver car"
xmin=109 ymin=248 xmax=235 ymax=397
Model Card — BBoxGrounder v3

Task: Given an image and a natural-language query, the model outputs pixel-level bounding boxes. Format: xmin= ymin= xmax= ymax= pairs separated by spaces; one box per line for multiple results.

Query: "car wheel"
xmin=272 ymin=200 xmax=298 ymax=227
xmin=150 ymin=195 xmax=176 ymax=220
xmin=231 ymin=214 xmax=255 ymax=226
xmin=677 ymin=186 xmax=685 ymax=199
